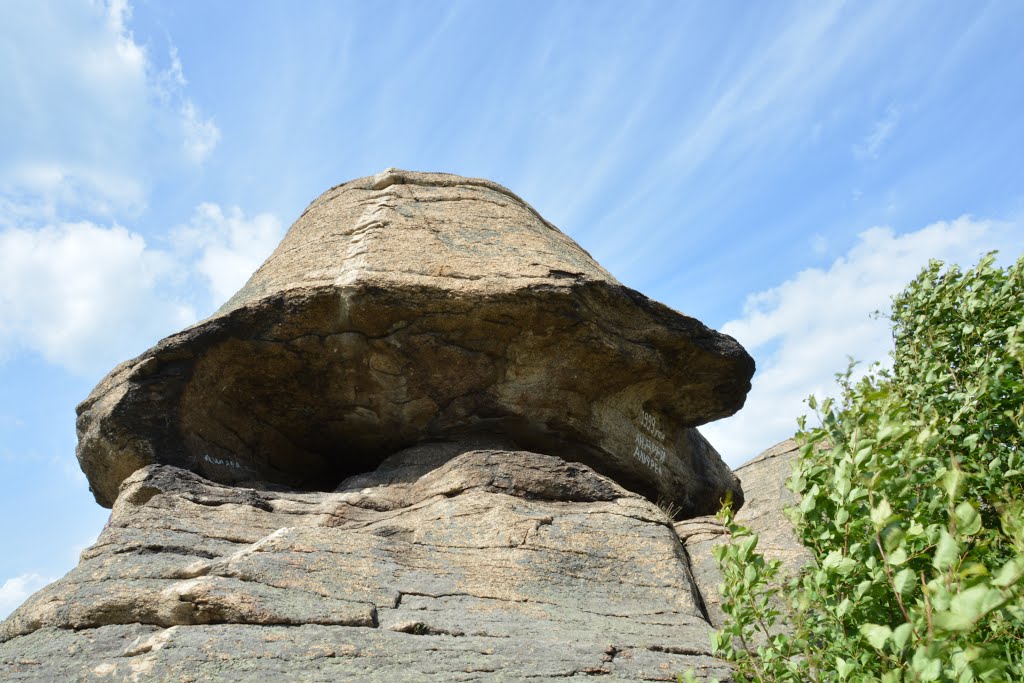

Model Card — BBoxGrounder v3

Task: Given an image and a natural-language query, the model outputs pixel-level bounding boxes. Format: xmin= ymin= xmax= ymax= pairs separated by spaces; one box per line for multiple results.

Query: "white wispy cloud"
xmin=0 ymin=0 xmax=219 ymax=218
xmin=0 ymin=221 xmax=195 ymax=375
xmin=159 ymin=47 xmax=221 ymax=165
xmin=0 ymin=573 xmax=53 ymax=621
xmin=0 ymin=2 xmax=236 ymax=376
xmin=0 ymin=415 xmax=24 ymax=428
xmin=171 ymin=203 xmax=285 ymax=307
xmin=2 ymin=162 xmax=147 ymax=221
xmin=181 ymin=101 xmax=221 ymax=164
xmin=854 ymin=105 xmax=901 ymax=160
xmin=701 ymin=215 xmax=1024 ymax=466
xmin=0 ymin=199 xmax=284 ymax=376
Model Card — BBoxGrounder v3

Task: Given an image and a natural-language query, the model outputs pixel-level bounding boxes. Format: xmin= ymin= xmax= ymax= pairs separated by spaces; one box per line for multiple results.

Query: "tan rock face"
xmin=1 ymin=447 xmax=734 ymax=681
xmin=75 ymin=169 xmax=753 ymax=514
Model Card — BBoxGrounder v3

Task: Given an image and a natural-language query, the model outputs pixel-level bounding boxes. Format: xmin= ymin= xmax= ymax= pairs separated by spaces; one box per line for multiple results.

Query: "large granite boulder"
xmin=1 ymin=171 xmax=766 ymax=680
xmin=676 ymin=439 xmax=813 ymax=628
xmin=1 ymin=444 xmax=734 ymax=681
xmin=76 ymin=169 xmax=754 ymax=515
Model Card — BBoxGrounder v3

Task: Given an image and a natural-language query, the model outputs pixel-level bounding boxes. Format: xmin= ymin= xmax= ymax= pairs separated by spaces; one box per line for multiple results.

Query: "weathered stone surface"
xmin=75 ymin=169 xmax=753 ymax=514
xmin=2 ymin=446 xmax=734 ymax=681
xmin=676 ymin=439 xmax=812 ymax=628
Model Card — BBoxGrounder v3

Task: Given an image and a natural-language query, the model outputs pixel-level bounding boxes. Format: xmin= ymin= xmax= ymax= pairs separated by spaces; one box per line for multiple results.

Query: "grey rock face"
xmin=2 ymin=446 xmax=734 ymax=681
xmin=676 ymin=439 xmax=812 ymax=628
xmin=75 ymin=169 xmax=753 ymax=514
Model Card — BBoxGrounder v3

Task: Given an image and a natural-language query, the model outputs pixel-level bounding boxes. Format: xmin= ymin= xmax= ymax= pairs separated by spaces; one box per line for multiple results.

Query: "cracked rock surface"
xmin=1 ymin=445 xmax=734 ymax=681
xmin=75 ymin=169 xmax=753 ymax=514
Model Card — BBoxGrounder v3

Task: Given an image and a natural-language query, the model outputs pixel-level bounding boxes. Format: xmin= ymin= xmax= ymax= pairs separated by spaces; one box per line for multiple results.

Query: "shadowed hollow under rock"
xmin=75 ymin=169 xmax=754 ymax=515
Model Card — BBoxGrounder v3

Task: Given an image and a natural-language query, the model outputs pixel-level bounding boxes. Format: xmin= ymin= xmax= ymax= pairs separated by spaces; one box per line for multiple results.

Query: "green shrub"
xmin=695 ymin=253 xmax=1024 ymax=682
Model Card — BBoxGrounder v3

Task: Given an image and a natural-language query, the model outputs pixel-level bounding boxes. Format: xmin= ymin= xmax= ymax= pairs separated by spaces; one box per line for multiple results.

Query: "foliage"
xmin=696 ymin=254 xmax=1024 ymax=682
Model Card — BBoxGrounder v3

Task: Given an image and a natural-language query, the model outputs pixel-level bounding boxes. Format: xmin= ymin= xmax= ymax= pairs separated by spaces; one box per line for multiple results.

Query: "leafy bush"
xmin=698 ymin=254 xmax=1024 ymax=682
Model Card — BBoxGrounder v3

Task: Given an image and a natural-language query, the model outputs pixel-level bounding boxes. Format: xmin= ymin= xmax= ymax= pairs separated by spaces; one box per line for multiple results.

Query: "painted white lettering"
xmin=203 ymin=453 xmax=245 ymax=470
xmin=629 ymin=408 xmax=670 ymax=476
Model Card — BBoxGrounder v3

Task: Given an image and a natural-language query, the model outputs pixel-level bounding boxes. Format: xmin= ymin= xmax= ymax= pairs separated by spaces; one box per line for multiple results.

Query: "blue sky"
xmin=1 ymin=0 xmax=1022 ymax=616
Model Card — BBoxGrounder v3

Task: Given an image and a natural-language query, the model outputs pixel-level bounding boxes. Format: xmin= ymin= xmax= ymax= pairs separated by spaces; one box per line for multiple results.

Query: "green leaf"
xmin=860 ymin=623 xmax=892 ymax=649
xmin=940 ymin=468 xmax=964 ymax=499
xmin=823 ymin=550 xmax=858 ymax=575
xmin=871 ymin=499 xmax=893 ymax=529
xmin=892 ymin=622 xmax=914 ymax=650
xmin=836 ymin=656 xmax=856 ymax=678
xmin=953 ymin=501 xmax=981 ymax=536
xmin=933 ymin=609 xmax=974 ymax=632
xmin=949 ymin=584 xmax=1003 ymax=621
xmin=893 ymin=567 xmax=916 ymax=595
xmin=850 ymin=485 xmax=870 ymax=501
xmin=888 ymin=547 xmax=909 ymax=566
xmin=881 ymin=523 xmax=905 ymax=552
xmin=878 ymin=423 xmax=903 ymax=441
xmin=911 ymin=647 xmax=942 ymax=680
xmin=738 ymin=535 xmax=758 ymax=560
xmin=933 ymin=530 xmax=961 ymax=571
xmin=993 ymin=556 xmax=1024 ymax=588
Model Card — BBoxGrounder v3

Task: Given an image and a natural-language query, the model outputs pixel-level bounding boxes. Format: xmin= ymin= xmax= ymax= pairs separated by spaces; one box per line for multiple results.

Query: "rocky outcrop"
xmin=75 ymin=169 xmax=754 ymax=515
xmin=676 ymin=439 xmax=811 ymax=628
xmin=1 ymin=444 xmax=733 ymax=681
xmin=1 ymin=171 xmax=770 ymax=681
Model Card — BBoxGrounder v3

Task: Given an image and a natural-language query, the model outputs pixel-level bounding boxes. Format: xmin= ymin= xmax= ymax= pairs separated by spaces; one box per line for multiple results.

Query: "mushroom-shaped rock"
xmin=76 ymin=169 xmax=754 ymax=515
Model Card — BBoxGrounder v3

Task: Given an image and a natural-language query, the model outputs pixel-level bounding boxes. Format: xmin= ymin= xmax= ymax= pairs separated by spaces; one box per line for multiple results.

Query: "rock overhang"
xmin=75 ymin=169 xmax=754 ymax=515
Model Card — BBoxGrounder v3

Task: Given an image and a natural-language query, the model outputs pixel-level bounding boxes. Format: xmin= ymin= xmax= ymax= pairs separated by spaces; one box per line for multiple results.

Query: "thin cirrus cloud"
xmin=853 ymin=105 xmax=902 ymax=161
xmin=158 ymin=46 xmax=221 ymax=166
xmin=572 ymin=2 xmax=902 ymax=276
xmin=700 ymin=215 xmax=1024 ymax=466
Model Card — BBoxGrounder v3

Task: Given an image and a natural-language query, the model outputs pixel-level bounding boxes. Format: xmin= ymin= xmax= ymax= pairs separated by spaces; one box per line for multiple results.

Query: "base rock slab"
xmin=2 ymin=447 xmax=734 ymax=681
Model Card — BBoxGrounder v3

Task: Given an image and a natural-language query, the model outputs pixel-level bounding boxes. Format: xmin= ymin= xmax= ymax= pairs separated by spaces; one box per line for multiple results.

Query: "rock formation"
xmin=75 ymin=169 xmax=753 ymax=516
xmin=1 ymin=170 xmax=770 ymax=681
